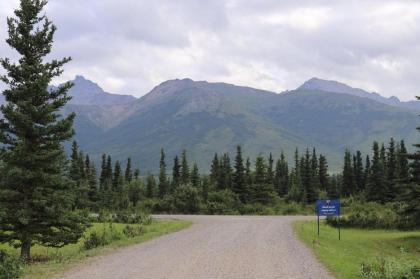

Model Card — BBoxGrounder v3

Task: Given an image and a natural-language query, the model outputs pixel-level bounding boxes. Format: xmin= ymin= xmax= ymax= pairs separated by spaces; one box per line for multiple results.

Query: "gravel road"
xmin=59 ymin=215 xmax=334 ymax=279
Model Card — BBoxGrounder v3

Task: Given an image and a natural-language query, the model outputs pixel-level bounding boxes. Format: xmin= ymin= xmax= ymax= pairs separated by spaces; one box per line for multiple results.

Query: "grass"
xmin=0 ymin=219 xmax=192 ymax=279
xmin=293 ymin=220 xmax=420 ymax=279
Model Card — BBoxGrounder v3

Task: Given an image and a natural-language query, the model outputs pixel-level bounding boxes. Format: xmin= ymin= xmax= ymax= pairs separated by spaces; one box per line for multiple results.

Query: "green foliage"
xmin=159 ymin=185 xmax=202 ymax=213
xmin=205 ymin=189 xmax=241 ymax=215
xmin=0 ymin=0 xmax=90 ymax=260
xmin=0 ymin=251 xmax=22 ymax=279
xmin=361 ymin=257 xmax=420 ymax=279
xmin=82 ymin=223 xmax=122 ymax=250
xmin=326 ymin=200 xmax=403 ymax=229
xmin=122 ymin=225 xmax=145 ymax=238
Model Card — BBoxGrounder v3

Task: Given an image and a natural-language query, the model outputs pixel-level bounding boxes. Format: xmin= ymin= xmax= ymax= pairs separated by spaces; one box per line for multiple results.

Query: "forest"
xmin=68 ymin=136 xmax=420 ymax=229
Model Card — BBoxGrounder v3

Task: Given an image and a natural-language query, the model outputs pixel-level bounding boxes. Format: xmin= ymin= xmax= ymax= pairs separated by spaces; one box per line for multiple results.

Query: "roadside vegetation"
xmin=0 ymin=218 xmax=191 ymax=279
xmin=294 ymin=220 xmax=420 ymax=279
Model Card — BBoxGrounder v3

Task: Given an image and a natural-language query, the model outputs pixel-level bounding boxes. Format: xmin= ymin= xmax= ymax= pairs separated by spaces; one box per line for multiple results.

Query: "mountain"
xmin=299 ymin=77 xmax=420 ymax=110
xmin=69 ymin=78 xmax=418 ymax=172
xmin=66 ymin=75 xmax=137 ymax=106
xmin=1 ymin=76 xmax=418 ymax=172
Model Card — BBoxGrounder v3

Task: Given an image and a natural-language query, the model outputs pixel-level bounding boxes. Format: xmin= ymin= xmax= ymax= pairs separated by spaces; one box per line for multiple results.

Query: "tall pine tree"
xmin=0 ymin=0 xmax=88 ymax=260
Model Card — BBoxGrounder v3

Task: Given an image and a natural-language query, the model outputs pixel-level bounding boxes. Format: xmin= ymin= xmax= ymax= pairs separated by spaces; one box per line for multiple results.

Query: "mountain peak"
xmin=297 ymin=77 xmax=408 ymax=108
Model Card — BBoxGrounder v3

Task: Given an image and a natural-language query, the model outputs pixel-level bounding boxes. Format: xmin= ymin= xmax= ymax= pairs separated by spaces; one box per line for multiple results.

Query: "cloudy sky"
xmin=1 ymin=0 xmax=420 ymax=100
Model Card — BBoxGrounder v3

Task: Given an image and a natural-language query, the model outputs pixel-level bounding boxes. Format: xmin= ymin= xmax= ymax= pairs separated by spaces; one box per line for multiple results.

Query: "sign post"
xmin=316 ymin=199 xmax=341 ymax=240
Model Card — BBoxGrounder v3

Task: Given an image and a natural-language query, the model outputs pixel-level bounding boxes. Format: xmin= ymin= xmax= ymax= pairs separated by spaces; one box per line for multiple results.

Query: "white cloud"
xmin=0 ymin=0 xmax=420 ymax=100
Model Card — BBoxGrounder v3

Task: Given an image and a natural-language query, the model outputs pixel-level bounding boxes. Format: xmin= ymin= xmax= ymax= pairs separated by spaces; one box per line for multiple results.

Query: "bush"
xmin=123 ymin=225 xmax=144 ymax=238
xmin=158 ymin=185 xmax=202 ymax=214
xmin=327 ymin=201 xmax=400 ymax=229
xmin=240 ymin=203 xmax=276 ymax=215
xmin=361 ymin=257 xmax=420 ymax=279
xmin=0 ymin=250 xmax=22 ymax=279
xmin=205 ymin=190 xmax=240 ymax=215
xmin=83 ymin=223 xmax=123 ymax=250
xmin=83 ymin=231 xmax=106 ymax=250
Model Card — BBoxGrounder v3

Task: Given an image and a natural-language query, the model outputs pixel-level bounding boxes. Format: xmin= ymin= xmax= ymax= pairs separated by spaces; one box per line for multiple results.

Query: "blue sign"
xmin=316 ymin=199 xmax=340 ymax=216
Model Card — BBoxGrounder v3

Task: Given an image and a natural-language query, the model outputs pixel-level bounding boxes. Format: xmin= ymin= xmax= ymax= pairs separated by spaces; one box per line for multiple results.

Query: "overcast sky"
xmin=1 ymin=0 xmax=420 ymax=100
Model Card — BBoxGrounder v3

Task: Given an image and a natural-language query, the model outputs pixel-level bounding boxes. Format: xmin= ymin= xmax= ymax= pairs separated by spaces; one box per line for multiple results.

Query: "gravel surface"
xmin=59 ymin=215 xmax=334 ymax=279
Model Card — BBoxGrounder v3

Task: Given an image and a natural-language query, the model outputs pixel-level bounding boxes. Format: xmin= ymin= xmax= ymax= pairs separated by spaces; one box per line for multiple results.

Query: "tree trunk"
xmin=20 ymin=240 xmax=31 ymax=262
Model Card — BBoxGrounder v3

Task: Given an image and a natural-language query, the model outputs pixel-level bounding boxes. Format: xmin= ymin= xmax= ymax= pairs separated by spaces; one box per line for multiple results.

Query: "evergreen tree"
xmin=0 ymin=0 xmax=88 ymax=260
xmin=69 ymin=141 xmax=81 ymax=182
xmin=128 ymin=180 xmax=142 ymax=207
xmin=398 ymin=140 xmax=409 ymax=180
xmin=342 ymin=150 xmax=355 ymax=196
xmin=266 ymin=153 xmax=274 ymax=184
xmin=146 ymin=174 xmax=156 ymax=198
xmin=134 ymin=169 xmax=140 ymax=180
xmin=112 ymin=161 xmax=123 ymax=191
xmin=218 ymin=153 xmax=232 ymax=189
xmin=366 ymin=142 xmax=387 ymax=203
xmin=402 ymin=98 xmax=420 ymax=227
xmin=180 ymin=150 xmax=190 ymax=185
xmin=125 ymin=157 xmax=133 ymax=183
xmin=87 ymin=162 xmax=99 ymax=208
xmin=250 ymin=155 xmax=274 ymax=204
xmin=172 ymin=156 xmax=181 ymax=188
xmin=275 ymin=153 xmax=289 ymax=197
xmin=354 ymin=151 xmax=364 ymax=191
xmin=245 ymin=157 xmax=253 ymax=186
xmin=210 ymin=153 xmax=219 ymax=185
xmin=363 ymin=155 xmax=371 ymax=191
xmin=254 ymin=155 xmax=266 ymax=184
xmin=387 ymin=138 xmax=397 ymax=200
xmin=302 ymin=149 xmax=317 ymax=203
xmin=233 ymin=146 xmax=246 ymax=201
xmin=158 ymin=149 xmax=169 ymax=198
xmin=191 ymin=163 xmax=200 ymax=188
xmin=99 ymin=154 xmax=107 ymax=190
xmin=318 ymin=154 xmax=329 ymax=192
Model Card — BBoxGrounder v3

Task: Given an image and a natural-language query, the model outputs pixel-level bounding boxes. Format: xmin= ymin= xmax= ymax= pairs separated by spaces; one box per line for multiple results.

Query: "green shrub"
xmin=205 ymin=190 xmax=240 ymax=215
xmin=0 ymin=250 xmax=23 ymax=279
xmin=158 ymin=185 xmax=202 ymax=214
xmin=82 ymin=223 xmax=123 ymax=250
xmin=361 ymin=257 xmax=420 ymax=279
xmin=83 ymin=231 xmax=107 ymax=250
xmin=240 ymin=203 xmax=275 ymax=215
xmin=123 ymin=225 xmax=144 ymax=238
xmin=327 ymin=201 xmax=400 ymax=229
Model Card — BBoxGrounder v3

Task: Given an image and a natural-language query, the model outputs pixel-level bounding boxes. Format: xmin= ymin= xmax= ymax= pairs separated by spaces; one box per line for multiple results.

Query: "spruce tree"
xmin=302 ymin=149 xmax=316 ymax=203
xmin=70 ymin=141 xmax=81 ymax=182
xmin=0 ymin=0 xmax=88 ymax=260
xmin=398 ymin=140 xmax=409 ymax=180
xmin=366 ymin=142 xmax=387 ymax=203
xmin=266 ymin=153 xmax=274 ymax=184
xmin=180 ymin=150 xmax=190 ymax=185
xmin=112 ymin=161 xmax=123 ymax=191
xmin=233 ymin=146 xmax=246 ymax=201
xmin=158 ymin=149 xmax=168 ymax=198
xmin=134 ymin=169 xmax=140 ymax=180
xmin=99 ymin=154 xmax=107 ymax=190
xmin=254 ymin=155 xmax=266 ymax=184
xmin=363 ymin=155 xmax=371 ymax=191
xmin=402 ymin=98 xmax=420 ymax=227
xmin=172 ymin=156 xmax=181 ymax=189
xmin=245 ymin=157 xmax=253 ymax=186
xmin=210 ymin=153 xmax=219 ymax=185
xmin=318 ymin=154 xmax=329 ymax=192
xmin=146 ymin=174 xmax=156 ymax=198
xmin=387 ymin=138 xmax=397 ymax=200
xmin=191 ymin=163 xmax=200 ymax=188
xmin=125 ymin=157 xmax=133 ymax=183
xmin=354 ymin=151 xmax=364 ymax=191
xmin=342 ymin=150 xmax=355 ymax=196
